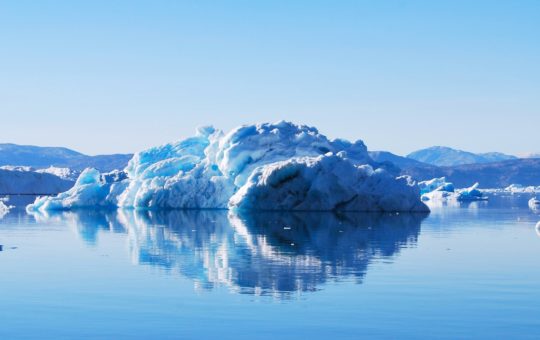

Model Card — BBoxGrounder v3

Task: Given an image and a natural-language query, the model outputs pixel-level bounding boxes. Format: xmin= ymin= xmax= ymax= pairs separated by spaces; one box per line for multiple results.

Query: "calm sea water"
xmin=1 ymin=194 xmax=539 ymax=339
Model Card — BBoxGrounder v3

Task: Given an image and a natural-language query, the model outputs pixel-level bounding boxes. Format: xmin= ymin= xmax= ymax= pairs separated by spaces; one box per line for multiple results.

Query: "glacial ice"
xmin=0 ymin=165 xmax=78 ymax=181
xmin=503 ymin=184 xmax=540 ymax=194
xmin=419 ymin=177 xmax=486 ymax=203
xmin=230 ymin=154 xmax=426 ymax=212
xmin=28 ymin=122 xmax=429 ymax=212
xmin=0 ymin=167 xmax=74 ymax=195
xmin=456 ymin=183 xmax=487 ymax=201
xmin=418 ymin=177 xmax=455 ymax=202
xmin=418 ymin=177 xmax=455 ymax=195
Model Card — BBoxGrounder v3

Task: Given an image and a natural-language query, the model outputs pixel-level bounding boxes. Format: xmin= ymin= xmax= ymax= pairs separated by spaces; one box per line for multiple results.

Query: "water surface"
xmin=1 ymin=194 xmax=539 ymax=338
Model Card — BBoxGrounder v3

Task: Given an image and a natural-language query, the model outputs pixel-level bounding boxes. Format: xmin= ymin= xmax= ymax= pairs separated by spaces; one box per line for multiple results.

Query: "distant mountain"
xmin=0 ymin=143 xmax=132 ymax=172
xmin=403 ymin=158 xmax=540 ymax=188
xmin=369 ymin=151 xmax=434 ymax=170
xmin=407 ymin=146 xmax=517 ymax=166
xmin=370 ymin=148 xmax=540 ymax=188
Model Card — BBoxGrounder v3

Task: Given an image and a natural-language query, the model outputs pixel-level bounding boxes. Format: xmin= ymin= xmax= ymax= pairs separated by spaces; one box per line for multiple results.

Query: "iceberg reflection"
xmin=32 ymin=209 xmax=427 ymax=297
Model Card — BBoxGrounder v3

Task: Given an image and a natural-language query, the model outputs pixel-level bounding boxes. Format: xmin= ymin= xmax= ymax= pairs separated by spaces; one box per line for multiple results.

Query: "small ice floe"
xmin=456 ymin=183 xmax=488 ymax=202
xmin=418 ymin=177 xmax=455 ymax=195
xmin=536 ymin=221 xmax=540 ymax=237
xmin=529 ymin=197 xmax=540 ymax=212
xmin=420 ymin=179 xmax=487 ymax=203
xmin=419 ymin=177 xmax=455 ymax=202
xmin=484 ymin=184 xmax=540 ymax=195
xmin=505 ymin=184 xmax=540 ymax=194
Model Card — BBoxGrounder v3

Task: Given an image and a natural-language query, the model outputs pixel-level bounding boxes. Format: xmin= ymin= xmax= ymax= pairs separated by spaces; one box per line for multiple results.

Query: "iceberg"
xmin=504 ymin=184 xmax=540 ymax=194
xmin=418 ymin=177 xmax=455 ymax=202
xmin=35 ymin=166 xmax=79 ymax=181
xmin=456 ymin=183 xmax=487 ymax=201
xmin=0 ymin=167 xmax=74 ymax=195
xmin=419 ymin=177 xmax=487 ymax=203
xmin=28 ymin=122 xmax=428 ymax=213
xmin=418 ymin=177 xmax=455 ymax=195
xmin=482 ymin=184 xmax=540 ymax=195
xmin=0 ymin=165 xmax=78 ymax=181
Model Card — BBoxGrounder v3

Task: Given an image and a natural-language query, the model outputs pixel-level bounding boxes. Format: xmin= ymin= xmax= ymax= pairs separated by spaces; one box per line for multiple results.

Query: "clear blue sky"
xmin=1 ymin=0 xmax=538 ymax=156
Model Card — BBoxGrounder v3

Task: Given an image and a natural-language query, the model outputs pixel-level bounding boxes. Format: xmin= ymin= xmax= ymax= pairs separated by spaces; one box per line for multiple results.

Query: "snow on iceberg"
xmin=28 ymin=122 xmax=429 ymax=213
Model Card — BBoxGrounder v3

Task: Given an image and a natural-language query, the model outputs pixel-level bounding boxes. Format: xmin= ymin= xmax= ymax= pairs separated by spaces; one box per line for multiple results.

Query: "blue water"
xmin=1 ymin=195 xmax=539 ymax=339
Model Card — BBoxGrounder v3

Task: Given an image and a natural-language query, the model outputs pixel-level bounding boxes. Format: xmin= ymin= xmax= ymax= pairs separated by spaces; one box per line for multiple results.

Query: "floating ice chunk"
xmin=27 ymin=122 xmax=428 ymax=212
xmin=418 ymin=177 xmax=455 ymax=195
xmin=420 ymin=179 xmax=488 ymax=203
xmin=505 ymin=184 xmax=540 ymax=194
xmin=456 ymin=183 xmax=487 ymax=201
xmin=418 ymin=177 xmax=455 ymax=201
xmin=483 ymin=184 xmax=540 ymax=195
xmin=229 ymin=153 xmax=428 ymax=212
xmin=505 ymin=184 xmax=524 ymax=192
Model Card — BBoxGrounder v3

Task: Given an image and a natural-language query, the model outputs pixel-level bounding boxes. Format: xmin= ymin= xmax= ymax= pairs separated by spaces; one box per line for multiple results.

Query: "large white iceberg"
xmin=28 ymin=122 xmax=428 ymax=212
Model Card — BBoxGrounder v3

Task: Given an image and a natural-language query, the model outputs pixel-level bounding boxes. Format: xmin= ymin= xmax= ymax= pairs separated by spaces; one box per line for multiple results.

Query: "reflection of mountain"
xmin=32 ymin=210 xmax=427 ymax=298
